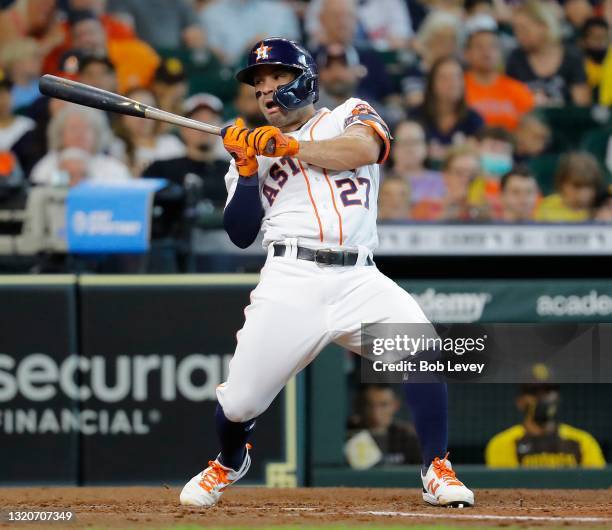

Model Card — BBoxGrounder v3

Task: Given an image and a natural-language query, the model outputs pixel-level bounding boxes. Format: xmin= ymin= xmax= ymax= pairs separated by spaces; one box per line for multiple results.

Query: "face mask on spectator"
xmin=481 ymin=153 xmax=512 ymax=177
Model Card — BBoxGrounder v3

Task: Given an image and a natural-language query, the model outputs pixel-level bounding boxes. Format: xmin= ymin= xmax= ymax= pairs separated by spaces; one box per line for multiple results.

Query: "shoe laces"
xmin=199 ymin=460 xmax=230 ymax=492
xmin=432 ymin=453 xmax=463 ymax=486
xmin=197 ymin=444 xmax=252 ymax=493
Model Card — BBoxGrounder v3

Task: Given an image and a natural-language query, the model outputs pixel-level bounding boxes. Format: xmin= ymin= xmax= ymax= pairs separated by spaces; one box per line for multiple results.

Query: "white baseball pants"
xmin=216 ymin=241 xmax=429 ymax=422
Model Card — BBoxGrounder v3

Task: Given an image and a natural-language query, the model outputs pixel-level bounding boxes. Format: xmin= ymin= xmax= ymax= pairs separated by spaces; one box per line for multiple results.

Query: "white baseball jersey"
xmin=216 ymin=97 xmax=431 ymax=424
xmin=224 ymin=97 xmax=391 ymax=251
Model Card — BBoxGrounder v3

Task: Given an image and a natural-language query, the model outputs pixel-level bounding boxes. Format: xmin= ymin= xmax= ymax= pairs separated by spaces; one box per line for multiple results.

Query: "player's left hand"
xmin=247 ymin=126 xmax=300 ymax=158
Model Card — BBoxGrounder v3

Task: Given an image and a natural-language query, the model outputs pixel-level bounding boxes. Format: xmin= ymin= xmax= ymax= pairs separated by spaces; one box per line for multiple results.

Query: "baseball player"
xmin=180 ymin=38 xmax=474 ymax=508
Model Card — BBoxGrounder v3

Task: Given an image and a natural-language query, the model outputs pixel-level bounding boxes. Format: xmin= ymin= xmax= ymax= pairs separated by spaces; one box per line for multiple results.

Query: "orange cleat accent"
xmin=421 ymin=453 xmax=474 ymax=507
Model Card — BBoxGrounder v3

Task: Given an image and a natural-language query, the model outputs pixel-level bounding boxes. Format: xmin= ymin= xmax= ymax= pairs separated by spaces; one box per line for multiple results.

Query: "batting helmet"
xmin=236 ymin=38 xmax=319 ymax=111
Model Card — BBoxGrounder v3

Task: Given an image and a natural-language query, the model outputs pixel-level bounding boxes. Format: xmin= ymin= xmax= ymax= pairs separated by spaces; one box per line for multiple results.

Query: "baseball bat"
xmin=39 ymin=74 xmax=275 ymax=153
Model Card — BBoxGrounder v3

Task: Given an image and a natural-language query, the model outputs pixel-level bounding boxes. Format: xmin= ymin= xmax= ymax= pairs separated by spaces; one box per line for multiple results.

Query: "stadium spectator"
xmin=513 ymin=113 xmax=551 ymax=164
xmin=468 ymin=127 xmax=514 ymax=215
xmin=480 ymin=127 xmax=515 ymax=176
xmin=151 ymin=57 xmax=189 ymax=133
xmin=0 ymin=38 xmax=43 ymax=111
xmin=409 ymin=56 xmax=485 ymax=166
xmin=306 ymin=0 xmax=413 ymax=51
xmin=378 ymin=175 xmax=411 ymax=221
xmin=578 ymin=17 xmax=610 ymax=100
xmin=64 ymin=0 xmax=134 ymax=38
xmin=10 ymin=93 xmax=69 ymax=178
xmin=507 ymin=0 xmax=591 ymax=107
xmin=0 ymin=0 xmax=65 ymax=59
xmin=143 ymin=94 xmax=228 ymax=270
xmin=354 ymin=0 xmax=414 ymax=50
xmin=346 ymin=384 xmax=421 ymax=467
xmin=107 ymin=0 xmax=205 ymax=51
xmin=198 ymin=0 xmax=300 ymax=66
xmin=486 ymin=383 xmax=606 ymax=468
xmin=478 ymin=127 xmax=514 ymax=178
xmin=536 ymin=152 xmax=604 ymax=222
xmin=464 ymin=16 xmax=535 ymax=131
xmin=0 ymin=70 xmax=35 ymax=154
xmin=498 ymin=166 xmax=539 ymax=222
xmin=62 ymin=10 xmax=160 ymax=92
xmin=411 ymin=145 xmax=487 ymax=221
xmin=112 ymin=87 xmax=185 ymax=176
xmin=77 ymin=55 xmax=117 ymax=92
xmin=305 ymin=0 xmax=362 ymax=48
xmin=563 ymin=0 xmax=595 ymax=42
xmin=389 ymin=120 xmax=444 ymax=204
xmin=30 ymin=104 xmax=131 ymax=185
xmin=308 ymin=0 xmax=394 ymax=103
xmin=43 ymin=0 xmax=135 ymax=74
xmin=401 ymin=10 xmax=462 ymax=108
xmin=315 ymin=45 xmax=368 ymax=110
xmin=55 ymin=147 xmax=92 ymax=187
xmin=142 ymin=93 xmax=227 ymax=216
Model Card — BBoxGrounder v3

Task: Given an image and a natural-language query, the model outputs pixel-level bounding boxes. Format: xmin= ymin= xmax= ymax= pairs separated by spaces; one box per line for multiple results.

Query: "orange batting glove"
xmin=247 ymin=126 xmax=300 ymax=158
xmin=222 ymin=118 xmax=258 ymax=177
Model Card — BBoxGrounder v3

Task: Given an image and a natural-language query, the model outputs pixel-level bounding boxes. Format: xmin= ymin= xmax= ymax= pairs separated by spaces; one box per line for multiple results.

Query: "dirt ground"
xmin=1 ymin=487 xmax=611 ymax=529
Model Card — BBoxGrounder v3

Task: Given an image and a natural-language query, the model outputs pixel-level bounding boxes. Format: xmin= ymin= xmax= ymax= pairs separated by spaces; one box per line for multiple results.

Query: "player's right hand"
xmin=221 ymin=118 xmax=258 ymax=177
xmin=247 ymin=126 xmax=299 ymax=158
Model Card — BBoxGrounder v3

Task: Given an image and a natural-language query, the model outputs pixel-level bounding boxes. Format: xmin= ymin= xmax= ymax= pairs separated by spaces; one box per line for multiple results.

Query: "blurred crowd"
xmin=0 ymin=0 xmax=611 ymax=228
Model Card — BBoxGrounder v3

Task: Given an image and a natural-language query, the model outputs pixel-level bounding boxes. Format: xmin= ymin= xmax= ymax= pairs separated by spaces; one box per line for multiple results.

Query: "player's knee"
xmin=220 ymin=393 xmax=264 ymax=423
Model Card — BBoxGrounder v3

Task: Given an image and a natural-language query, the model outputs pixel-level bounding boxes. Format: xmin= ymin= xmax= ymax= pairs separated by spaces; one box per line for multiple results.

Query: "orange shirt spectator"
xmin=465 ymin=72 xmax=535 ymax=131
xmin=107 ymin=39 xmax=159 ymax=93
xmin=463 ymin=21 xmax=535 ymax=131
xmin=56 ymin=12 xmax=159 ymax=93
xmin=43 ymin=13 xmax=136 ymax=75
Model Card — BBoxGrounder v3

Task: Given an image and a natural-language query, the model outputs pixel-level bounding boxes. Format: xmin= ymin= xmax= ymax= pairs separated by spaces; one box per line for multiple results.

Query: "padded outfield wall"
xmin=0 ymin=275 xmax=610 ymax=487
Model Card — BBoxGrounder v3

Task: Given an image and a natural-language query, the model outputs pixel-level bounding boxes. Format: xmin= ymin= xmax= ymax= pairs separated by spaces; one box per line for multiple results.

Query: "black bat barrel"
xmin=39 ymin=74 xmax=148 ymax=118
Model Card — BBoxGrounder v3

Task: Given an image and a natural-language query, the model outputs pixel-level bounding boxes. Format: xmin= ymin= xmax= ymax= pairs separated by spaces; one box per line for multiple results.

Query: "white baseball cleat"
xmin=180 ymin=444 xmax=252 ymax=507
xmin=421 ymin=453 xmax=474 ymax=508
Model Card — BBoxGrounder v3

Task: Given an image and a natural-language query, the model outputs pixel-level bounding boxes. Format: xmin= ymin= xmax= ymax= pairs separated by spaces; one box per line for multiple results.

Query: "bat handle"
xmin=264 ymin=138 xmax=276 ymax=155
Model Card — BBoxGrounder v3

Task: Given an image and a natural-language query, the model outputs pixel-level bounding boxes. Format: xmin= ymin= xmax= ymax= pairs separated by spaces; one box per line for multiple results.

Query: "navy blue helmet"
xmin=236 ymin=38 xmax=319 ymax=111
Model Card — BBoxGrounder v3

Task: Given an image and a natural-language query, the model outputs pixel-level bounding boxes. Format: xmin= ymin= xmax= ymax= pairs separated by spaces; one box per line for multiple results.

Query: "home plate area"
xmin=1 ymin=487 xmax=611 ymax=529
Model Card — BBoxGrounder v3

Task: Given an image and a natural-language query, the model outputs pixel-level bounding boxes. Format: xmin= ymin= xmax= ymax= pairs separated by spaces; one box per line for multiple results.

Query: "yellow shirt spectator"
xmin=535 ymin=193 xmax=590 ymax=222
xmin=535 ymin=152 xmax=604 ymax=222
xmin=486 ymin=423 xmax=606 ymax=468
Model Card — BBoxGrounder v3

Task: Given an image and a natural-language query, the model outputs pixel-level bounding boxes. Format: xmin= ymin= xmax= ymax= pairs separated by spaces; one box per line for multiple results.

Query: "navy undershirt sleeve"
xmin=223 ymin=176 xmax=264 ymax=249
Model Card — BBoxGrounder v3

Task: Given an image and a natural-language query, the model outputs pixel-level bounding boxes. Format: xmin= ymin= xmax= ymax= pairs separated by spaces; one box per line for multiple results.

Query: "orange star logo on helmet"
xmin=255 ymin=43 xmax=272 ymax=61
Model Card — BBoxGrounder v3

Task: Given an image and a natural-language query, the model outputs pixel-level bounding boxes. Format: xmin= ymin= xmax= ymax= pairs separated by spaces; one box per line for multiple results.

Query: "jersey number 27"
xmin=335 ymin=177 xmax=371 ymax=209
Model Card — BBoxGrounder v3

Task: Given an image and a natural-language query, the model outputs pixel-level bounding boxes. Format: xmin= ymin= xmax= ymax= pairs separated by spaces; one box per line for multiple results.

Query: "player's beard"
xmin=267 ymin=106 xmax=314 ymax=132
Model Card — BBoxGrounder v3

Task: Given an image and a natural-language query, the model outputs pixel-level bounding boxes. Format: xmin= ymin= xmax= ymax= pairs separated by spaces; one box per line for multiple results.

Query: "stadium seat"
xmin=581 ymin=126 xmax=612 ymax=180
xmin=156 ymin=48 xmax=237 ymax=111
xmin=534 ymin=106 xmax=607 ymax=151
xmin=528 ymin=153 xmax=561 ymax=195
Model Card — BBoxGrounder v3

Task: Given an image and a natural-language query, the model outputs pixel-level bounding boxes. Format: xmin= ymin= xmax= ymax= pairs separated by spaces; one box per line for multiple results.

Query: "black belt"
xmin=273 ymin=243 xmax=373 ymax=266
